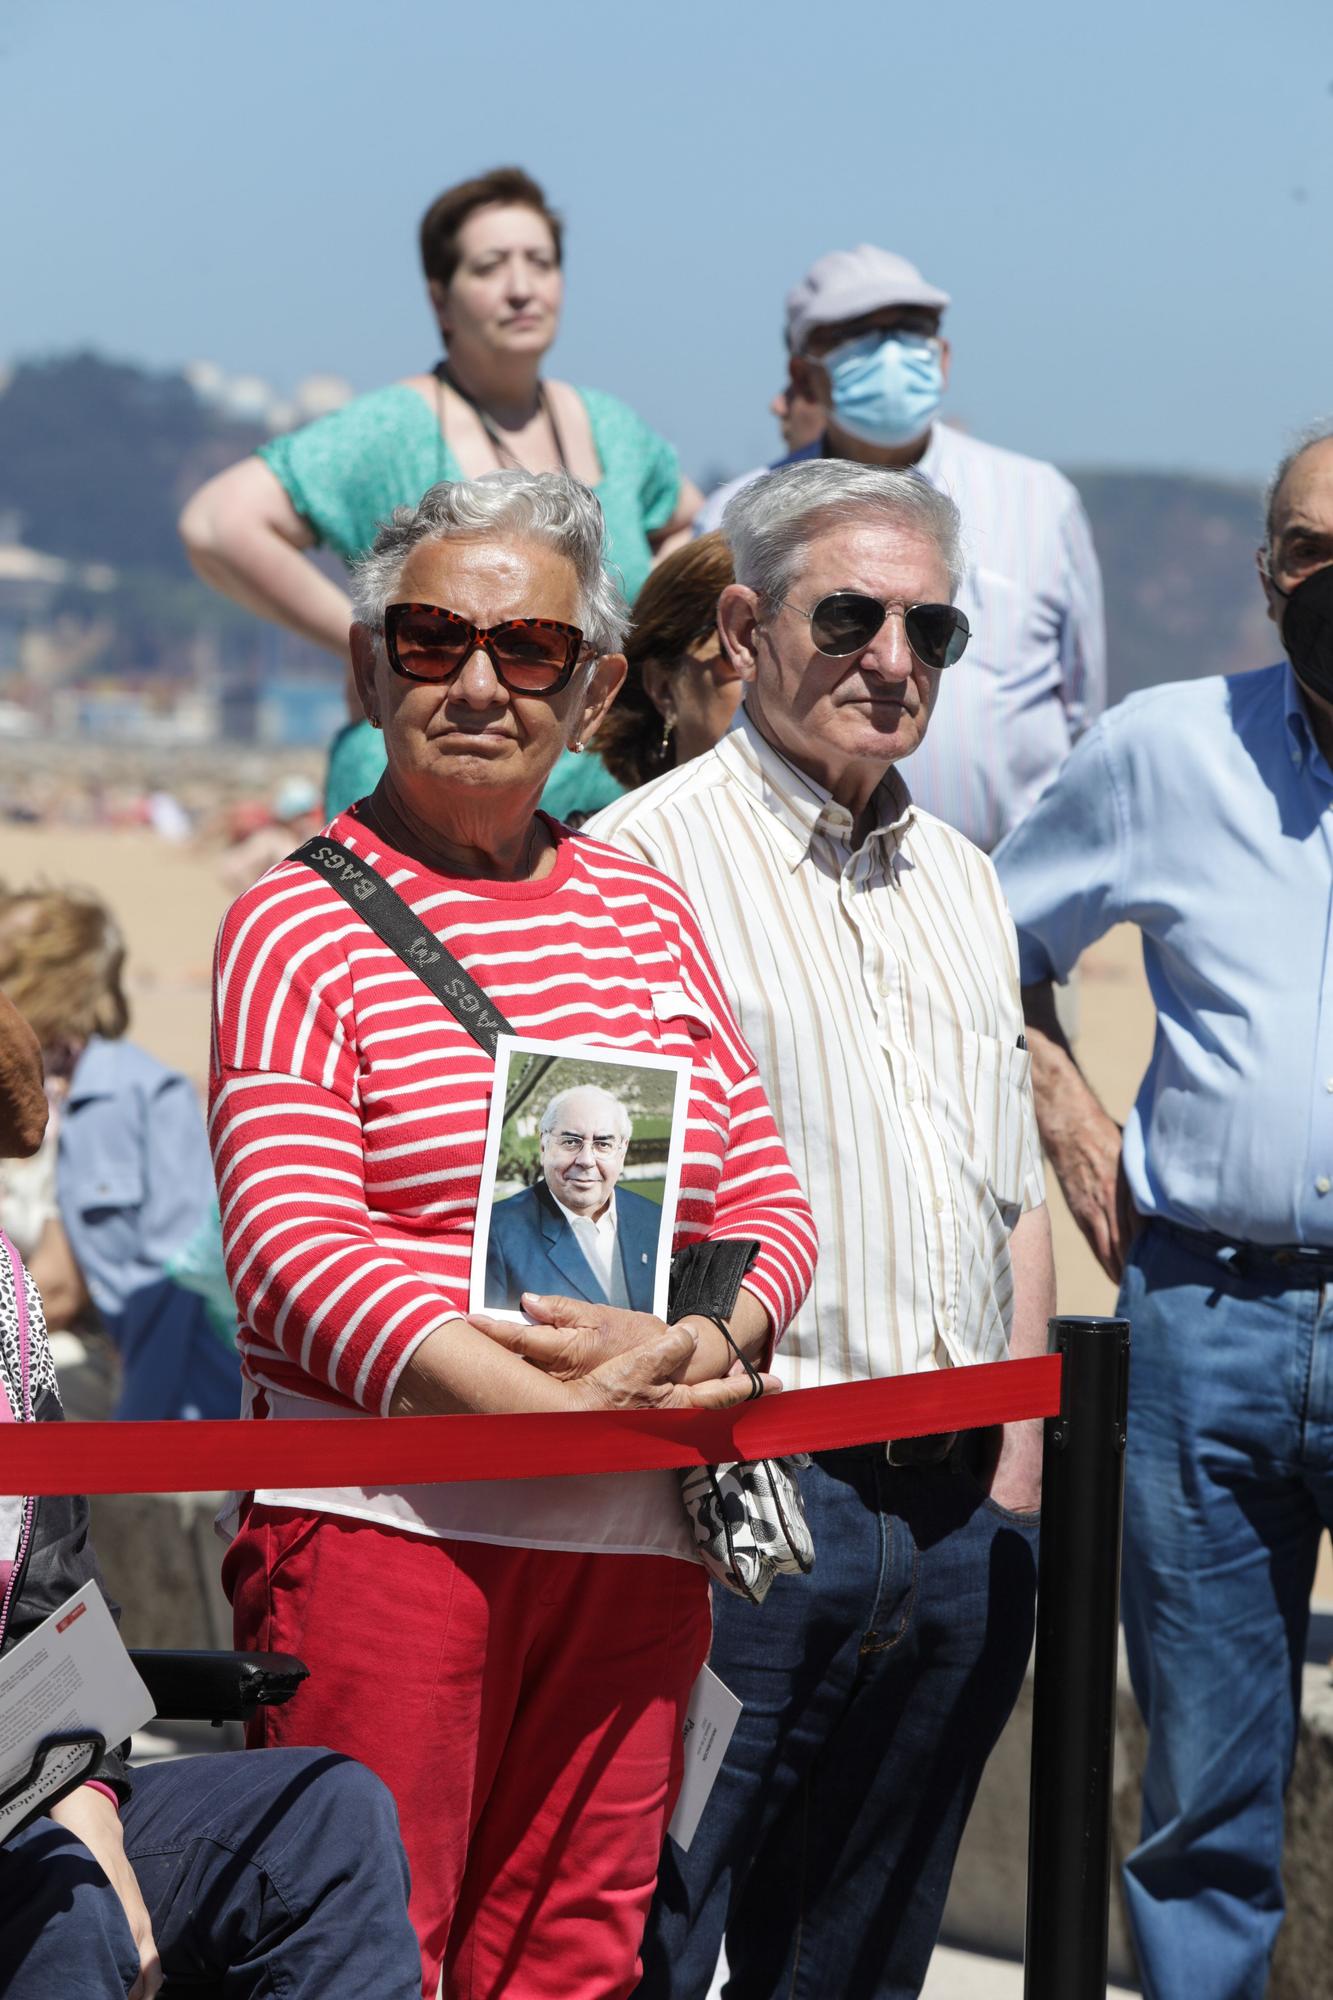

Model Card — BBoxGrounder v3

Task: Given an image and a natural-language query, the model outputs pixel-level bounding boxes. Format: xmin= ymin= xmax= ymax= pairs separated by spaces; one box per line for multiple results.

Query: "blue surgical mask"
xmin=823 ymin=331 xmax=943 ymax=448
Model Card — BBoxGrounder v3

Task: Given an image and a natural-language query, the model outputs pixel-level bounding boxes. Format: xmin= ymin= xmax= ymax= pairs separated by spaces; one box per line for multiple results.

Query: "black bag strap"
xmin=291 ymin=836 xmax=514 ymax=1056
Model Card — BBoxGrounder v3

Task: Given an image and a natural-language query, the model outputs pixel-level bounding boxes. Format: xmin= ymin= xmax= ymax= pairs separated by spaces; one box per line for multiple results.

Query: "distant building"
xmin=256 ymin=673 xmax=347 ymax=749
xmin=0 ymin=538 xmax=116 ymax=692
xmin=183 ymin=359 xmax=354 ymax=435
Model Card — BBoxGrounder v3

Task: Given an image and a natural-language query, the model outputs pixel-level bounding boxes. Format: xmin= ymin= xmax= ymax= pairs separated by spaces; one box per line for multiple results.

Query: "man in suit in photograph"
xmin=485 ymin=1085 xmax=661 ymax=1312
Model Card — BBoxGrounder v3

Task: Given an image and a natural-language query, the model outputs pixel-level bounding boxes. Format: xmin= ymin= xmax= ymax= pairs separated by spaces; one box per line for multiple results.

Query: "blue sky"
xmin=4 ymin=0 xmax=1331 ymax=487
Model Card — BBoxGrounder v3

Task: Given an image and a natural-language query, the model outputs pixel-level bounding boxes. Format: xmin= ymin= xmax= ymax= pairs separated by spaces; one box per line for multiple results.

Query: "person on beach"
xmin=591 ymin=457 xmax=1053 ymax=1999
xmin=210 ymin=469 xmax=816 ymax=1999
xmin=696 ymin=243 xmax=1106 ymax=854
xmin=0 ymin=887 xmax=237 ymax=1421
xmin=993 ymin=425 xmax=1333 ymax=2000
xmin=180 ymin=165 xmax=702 ymax=825
xmin=770 ymin=376 xmax=824 ymax=455
xmin=596 ymin=533 xmax=743 ymax=793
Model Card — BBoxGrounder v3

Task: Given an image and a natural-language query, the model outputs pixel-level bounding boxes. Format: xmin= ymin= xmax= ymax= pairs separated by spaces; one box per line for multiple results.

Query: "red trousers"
xmin=223 ymin=1506 xmax=710 ymax=2000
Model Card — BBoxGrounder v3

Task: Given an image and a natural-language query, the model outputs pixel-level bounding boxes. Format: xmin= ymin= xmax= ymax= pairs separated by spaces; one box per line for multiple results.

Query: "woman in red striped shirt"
xmin=210 ymin=470 xmax=817 ymax=2000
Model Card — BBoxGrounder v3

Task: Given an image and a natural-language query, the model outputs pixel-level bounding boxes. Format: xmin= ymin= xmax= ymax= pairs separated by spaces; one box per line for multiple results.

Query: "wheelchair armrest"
xmin=129 ymin=1649 xmax=309 ymax=1724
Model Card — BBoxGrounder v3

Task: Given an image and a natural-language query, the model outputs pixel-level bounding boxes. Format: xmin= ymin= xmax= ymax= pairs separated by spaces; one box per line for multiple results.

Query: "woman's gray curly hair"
xmin=350 ymin=469 xmax=631 ymax=654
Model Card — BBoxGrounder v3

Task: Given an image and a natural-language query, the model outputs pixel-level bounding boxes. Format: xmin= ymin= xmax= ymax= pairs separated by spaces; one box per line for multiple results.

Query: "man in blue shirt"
xmin=993 ymin=427 xmax=1333 ymax=2000
xmin=59 ymin=1034 xmax=238 ymax=1420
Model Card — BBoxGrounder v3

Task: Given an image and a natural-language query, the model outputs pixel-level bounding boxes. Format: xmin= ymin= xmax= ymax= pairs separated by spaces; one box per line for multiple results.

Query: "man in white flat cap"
xmin=698 ymin=245 xmax=1106 ymax=852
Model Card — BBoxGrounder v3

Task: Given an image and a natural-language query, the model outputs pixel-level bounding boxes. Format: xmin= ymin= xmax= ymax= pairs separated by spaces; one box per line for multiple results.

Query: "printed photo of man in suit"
xmin=484 ymin=1084 xmax=662 ymax=1313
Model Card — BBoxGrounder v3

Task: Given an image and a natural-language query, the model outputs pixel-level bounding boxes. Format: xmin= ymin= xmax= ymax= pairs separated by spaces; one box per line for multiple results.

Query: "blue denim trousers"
xmin=635 ymin=1443 xmax=1039 ymax=2000
xmin=1119 ymin=1223 xmax=1333 ymax=2000
xmin=0 ymin=1748 xmax=422 ymax=1998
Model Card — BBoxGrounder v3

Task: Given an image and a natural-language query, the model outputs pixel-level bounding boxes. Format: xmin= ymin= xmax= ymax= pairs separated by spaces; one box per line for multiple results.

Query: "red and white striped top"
xmin=209 ymin=808 xmax=817 ymax=1429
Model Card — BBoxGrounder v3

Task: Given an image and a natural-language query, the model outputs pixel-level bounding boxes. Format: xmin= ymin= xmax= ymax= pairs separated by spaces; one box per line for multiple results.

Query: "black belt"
xmin=1152 ymin=1217 xmax=1333 ymax=1286
xmin=815 ymin=1431 xmax=960 ymax=1469
xmin=886 ymin=1431 xmax=958 ymax=1467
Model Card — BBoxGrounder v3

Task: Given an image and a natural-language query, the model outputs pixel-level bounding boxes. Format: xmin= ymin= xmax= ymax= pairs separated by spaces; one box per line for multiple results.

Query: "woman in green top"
xmin=180 ymin=165 xmax=702 ymax=820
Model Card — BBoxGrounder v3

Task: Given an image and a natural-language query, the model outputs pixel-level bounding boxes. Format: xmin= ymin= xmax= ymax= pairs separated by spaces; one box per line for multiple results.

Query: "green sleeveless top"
xmin=260 ymin=382 xmax=678 ymax=818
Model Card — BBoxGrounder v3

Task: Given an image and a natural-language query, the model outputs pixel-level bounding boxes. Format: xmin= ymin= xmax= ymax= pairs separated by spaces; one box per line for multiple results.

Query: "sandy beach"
xmin=2 ymin=825 xmax=233 ymax=1089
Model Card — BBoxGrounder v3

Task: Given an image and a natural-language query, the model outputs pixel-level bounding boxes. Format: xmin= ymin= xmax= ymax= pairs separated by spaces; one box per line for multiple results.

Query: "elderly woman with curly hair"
xmin=211 ymin=469 xmax=816 ymax=1999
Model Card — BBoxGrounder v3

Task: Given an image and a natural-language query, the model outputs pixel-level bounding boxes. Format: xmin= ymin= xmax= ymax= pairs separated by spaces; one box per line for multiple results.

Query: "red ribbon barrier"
xmin=2 ymin=1356 xmax=1062 ymax=1496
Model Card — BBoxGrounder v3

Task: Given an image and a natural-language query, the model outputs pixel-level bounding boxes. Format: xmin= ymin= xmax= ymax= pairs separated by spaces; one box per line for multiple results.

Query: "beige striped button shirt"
xmin=587 ymin=709 xmax=1045 ymax=1387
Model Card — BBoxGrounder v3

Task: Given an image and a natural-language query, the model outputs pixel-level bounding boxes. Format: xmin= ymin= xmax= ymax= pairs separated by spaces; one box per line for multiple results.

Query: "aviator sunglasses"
xmin=780 ymin=591 xmax=971 ymax=671
xmin=382 ymin=601 xmax=593 ymax=694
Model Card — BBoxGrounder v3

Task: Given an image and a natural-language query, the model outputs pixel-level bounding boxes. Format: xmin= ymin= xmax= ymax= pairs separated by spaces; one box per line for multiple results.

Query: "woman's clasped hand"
xmin=467 ymin=1291 xmax=784 ymax=1409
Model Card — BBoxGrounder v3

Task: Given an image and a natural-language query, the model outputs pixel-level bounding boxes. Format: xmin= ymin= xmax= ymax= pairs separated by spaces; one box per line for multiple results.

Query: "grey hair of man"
xmin=720 ymin=458 xmax=966 ymax=611
xmin=538 ymin=1085 xmax=632 ymax=1145
xmin=350 ymin=469 xmax=631 ymax=655
xmin=1261 ymin=421 xmax=1333 ymax=567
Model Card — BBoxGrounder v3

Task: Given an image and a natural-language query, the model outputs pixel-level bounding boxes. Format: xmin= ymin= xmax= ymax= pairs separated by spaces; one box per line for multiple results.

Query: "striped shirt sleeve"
xmin=209 ymin=882 xmax=454 ymax=1415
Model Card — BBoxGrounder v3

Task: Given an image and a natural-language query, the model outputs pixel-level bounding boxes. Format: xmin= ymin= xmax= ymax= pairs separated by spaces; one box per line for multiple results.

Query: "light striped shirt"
xmin=697 ymin=422 xmax=1106 ymax=852
xmin=589 ymin=711 xmax=1045 ymax=1387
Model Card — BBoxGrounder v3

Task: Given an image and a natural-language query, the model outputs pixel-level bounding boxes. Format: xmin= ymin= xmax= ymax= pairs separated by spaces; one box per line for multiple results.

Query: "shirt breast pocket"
xmin=650 ymin=985 xmax=729 ymax=1140
xmin=966 ymin=568 xmax=1022 ymax=674
xmin=68 ymin=1155 xmax=147 ymax=1307
xmin=78 ymin=1163 xmax=145 ymax=1211
xmin=960 ymin=1029 xmax=1034 ymax=1212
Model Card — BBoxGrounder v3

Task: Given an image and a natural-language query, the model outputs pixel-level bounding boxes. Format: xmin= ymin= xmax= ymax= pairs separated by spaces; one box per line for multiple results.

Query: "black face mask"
xmin=1278 ymin=561 xmax=1333 ymax=706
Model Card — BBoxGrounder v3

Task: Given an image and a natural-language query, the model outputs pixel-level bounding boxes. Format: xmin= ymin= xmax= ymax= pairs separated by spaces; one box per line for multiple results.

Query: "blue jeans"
xmin=636 ymin=1443 xmax=1039 ymax=2000
xmin=0 ymin=1748 xmax=422 ymax=1998
xmin=1119 ymin=1223 xmax=1333 ymax=2000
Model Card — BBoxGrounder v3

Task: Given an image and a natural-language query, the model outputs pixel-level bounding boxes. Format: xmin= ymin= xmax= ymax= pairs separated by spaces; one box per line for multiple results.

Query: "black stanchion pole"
xmin=1024 ymin=1314 xmax=1131 ymax=2000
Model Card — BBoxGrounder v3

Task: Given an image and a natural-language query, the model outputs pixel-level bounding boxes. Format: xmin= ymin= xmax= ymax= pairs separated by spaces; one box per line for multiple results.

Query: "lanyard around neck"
xmin=434 ymin=361 xmax=570 ymax=475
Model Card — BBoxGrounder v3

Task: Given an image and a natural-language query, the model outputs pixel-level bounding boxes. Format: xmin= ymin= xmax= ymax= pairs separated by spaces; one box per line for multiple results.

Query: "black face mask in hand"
xmin=1277 ymin=562 xmax=1333 ymax=706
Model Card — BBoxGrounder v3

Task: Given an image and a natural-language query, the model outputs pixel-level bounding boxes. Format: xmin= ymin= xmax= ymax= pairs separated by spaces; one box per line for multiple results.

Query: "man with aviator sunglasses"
xmin=591 ymin=457 xmax=1052 ymax=1999
xmin=775 ymin=586 xmax=969 ymax=675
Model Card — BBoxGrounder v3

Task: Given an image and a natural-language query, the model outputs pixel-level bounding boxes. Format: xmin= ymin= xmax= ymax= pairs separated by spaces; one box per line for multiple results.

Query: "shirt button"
xmin=1318 ymin=1177 xmax=1332 ymax=1196
xmin=1326 ymin=1079 xmax=1333 ymax=1094
xmin=904 ymin=1087 xmax=915 ymax=1105
xmin=934 ymin=1195 xmax=946 ymax=1214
